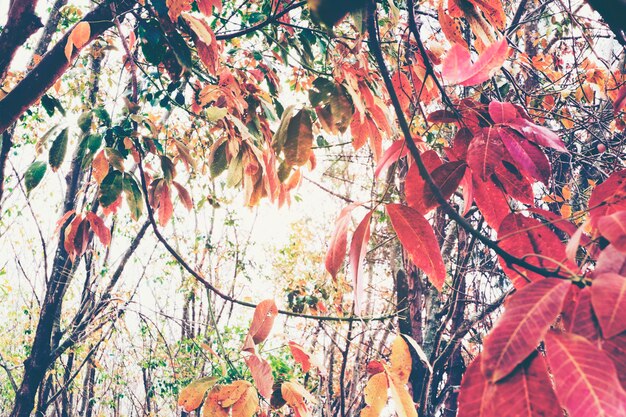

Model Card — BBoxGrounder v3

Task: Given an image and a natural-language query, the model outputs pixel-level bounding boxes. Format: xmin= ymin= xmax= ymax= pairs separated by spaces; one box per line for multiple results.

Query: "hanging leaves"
xmin=24 ymin=161 xmax=47 ymax=192
xmin=325 ymin=203 xmax=361 ymax=279
xmin=242 ymin=299 xmax=278 ymax=351
xmin=349 ymin=210 xmax=373 ymax=315
xmin=49 ymin=128 xmax=69 ymax=171
xmin=64 ymin=22 xmax=91 ymax=61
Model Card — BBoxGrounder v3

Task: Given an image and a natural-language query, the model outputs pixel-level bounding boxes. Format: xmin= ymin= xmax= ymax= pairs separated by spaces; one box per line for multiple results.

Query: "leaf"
xmin=420 ymin=161 xmax=467 ymax=213
xmin=230 ymin=382 xmax=259 ymax=417
xmin=400 ymin=334 xmax=432 ymax=374
xmin=386 ymin=204 xmax=446 ymax=290
xmin=488 ymin=101 xmax=519 ymax=124
xmin=506 ymin=118 xmax=567 ymax=152
xmin=283 ymin=109 xmax=313 ymax=167
xmin=85 ymin=212 xmax=111 ymax=247
xmin=24 ymin=161 xmax=47 ymax=192
xmin=281 ymin=381 xmax=316 ymax=417
xmin=272 ymin=105 xmax=295 ymax=154
xmin=498 ymin=127 xmax=551 ymax=184
xmin=173 ymin=181 xmax=193 ymax=210
xmin=166 ymin=0 xmax=192 ymax=21
xmin=360 ymin=372 xmax=388 ymax=417
xmin=375 ymin=140 xmax=409 ymax=178
xmin=203 ymin=386 xmax=230 ymax=417
xmin=442 ymin=38 xmax=509 ymax=86
xmin=385 ymin=369 xmax=418 ymax=417
xmin=482 ymin=279 xmax=570 ymax=381
xmin=597 ymin=211 xmax=626 ymax=250
xmin=325 ymin=203 xmax=360 ymax=279
xmin=219 ymin=380 xmax=251 ymax=407
xmin=349 ymin=210 xmax=373 ymax=315
xmin=99 ymin=170 xmax=123 ymax=208
xmin=92 ymin=150 xmax=109 ymax=184
xmin=405 ymin=150 xmax=442 ymax=210
xmin=591 ymin=273 xmax=626 ymax=339
xmin=389 ymin=336 xmax=412 ymax=385
xmin=545 ymin=331 xmax=626 ymax=417
xmin=596 ymin=244 xmax=626 ymax=276
xmin=472 ymin=176 xmax=510 ymax=229
xmin=562 ymin=287 xmax=601 ymax=341
xmin=614 ymin=84 xmax=626 ymax=116
xmin=487 ymin=354 xmax=563 ymax=417
xmin=589 ymin=171 xmax=626 ymax=226
xmin=289 ymin=341 xmax=311 ymax=373
xmin=243 ymin=353 xmax=274 ymax=400
xmin=65 ymin=22 xmax=91 ymax=60
xmin=497 ymin=213 xmax=571 ymax=288
xmin=49 ymin=128 xmax=69 ymax=171
xmin=197 ymin=0 xmax=222 ymax=15
xmin=457 ymin=356 xmax=495 ymax=417
xmin=467 ymin=127 xmax=506 ymax=182
xmin=242 ymin=299 xmax=278 ymax=351
xmin=177 ymin=376 xmax=218 ymax=412
xmin=602 ymin=334 xmax=626 ymax=389
xmin=467 ymin=0 xmax=506 ymax=30
xmin=123 ymin=176 xmax=143 ymax=221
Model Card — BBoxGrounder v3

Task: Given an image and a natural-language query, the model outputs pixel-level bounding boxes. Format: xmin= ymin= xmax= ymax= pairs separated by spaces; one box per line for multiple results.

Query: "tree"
xmin=0 ymin=0 xmax=625 ymax=416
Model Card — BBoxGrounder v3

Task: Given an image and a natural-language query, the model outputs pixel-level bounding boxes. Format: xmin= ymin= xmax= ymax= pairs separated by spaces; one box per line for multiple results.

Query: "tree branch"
xmin=0 ymin=0 xmax=137 ymax=135
xmin=0 ymin=0 xmax=42 ymax=82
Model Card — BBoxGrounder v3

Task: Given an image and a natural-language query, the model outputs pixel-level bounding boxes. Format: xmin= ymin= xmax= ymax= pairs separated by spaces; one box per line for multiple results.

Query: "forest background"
xmin=0 ymin=0 xmax=625 ymax=417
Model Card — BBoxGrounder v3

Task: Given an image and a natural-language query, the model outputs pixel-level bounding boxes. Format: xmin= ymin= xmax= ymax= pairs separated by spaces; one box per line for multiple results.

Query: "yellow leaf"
xmin=218 ymin=380 xmax=250 ymax=408
xmin=177 ymin=376 xmax=218 ymax=412
xmin=360 ymin=372 xmax=388 ymax=417
xmin=385 ymin=367 xmax=418 ymax=417
xmin=389 ymin=336 xmax=411 ymax=385
xmin=231 ymin=384 xmax=259 ymax=417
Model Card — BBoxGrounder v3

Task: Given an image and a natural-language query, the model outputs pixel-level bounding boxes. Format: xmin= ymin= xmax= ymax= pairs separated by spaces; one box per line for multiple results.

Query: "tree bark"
xmin=586 ymin=0 xmax=626 ymax=45
xmin=0 ymin=0 xmax=137 ymax=135
xmin=0 ymin=0 xmax=42 ymax=82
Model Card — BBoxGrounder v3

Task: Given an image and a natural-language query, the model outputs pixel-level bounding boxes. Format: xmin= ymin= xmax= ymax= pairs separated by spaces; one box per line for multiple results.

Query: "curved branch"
xmin=0 ymin=0 xmax=42 ymax=81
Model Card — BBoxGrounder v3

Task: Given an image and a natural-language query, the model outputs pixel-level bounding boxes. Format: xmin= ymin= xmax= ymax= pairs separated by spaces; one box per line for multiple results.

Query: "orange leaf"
xmin=289 ymin=341 xmax=311 ymax=373
xmin=281 ymin=381 xmax=315 ymax=417
xmin=242 ymin=299 xmax=278 ymax=351
xmin=177 ymin=376 xmax=218 ymax=412
xmin=85 ymin=212 xmax=111 ymax=247
xmin=360 ymin=372 xmax=388 ymax=417
xmin=243 ymin=353 xmax=274 ymax=399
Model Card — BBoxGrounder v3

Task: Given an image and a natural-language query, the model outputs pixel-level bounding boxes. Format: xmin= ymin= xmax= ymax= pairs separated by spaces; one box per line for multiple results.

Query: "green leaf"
xmin=209 ymin=140 xmax=228 ymax=178
xmin=123 ymin=176 xmax=143 ymax=220
xmin=24 ymin=161 xmax=47 ymax=192
xmin=99 ymin=170 xmax=123 ymax=207
xmin=41 ymin=94 xmax=66 ymax=117
xmin=77 ymin=111 xmax=92 ymax=132
xmin=49 ymin=128 xmax=69 ymax=171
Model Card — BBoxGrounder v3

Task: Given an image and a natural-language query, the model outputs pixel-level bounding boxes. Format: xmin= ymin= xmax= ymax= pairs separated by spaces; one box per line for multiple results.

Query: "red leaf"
xmin=467 ymin=127 xmax=506 ymax=182
xmin=589 ymin=171 xmax=626 ymax=227
xmin=85 ymin=212 xmax=111 ymax=247
xmin=242 ymin=299 xmax=278 ymax=351
xmin=591 ymin=273 xmax=626 ymax=339
xmin=325 ymin=203 xmax=361 ymax=279
xmin=288 ymin=341 xmax=311 ymax=373
xmin=488 ymin=101 xmax=519 ymax=124
xmin=482 ymin=279 xmax=570 ymax=381
xmin=487 ymin=354 xmax=563 ymax=417
xmin=392 ymin=71 xmax=413 ymax=110
xmin=562 ymin=287 xmax=601 ymax=341
xmin=350 ymin=210 xmax=372 ymax=315
xmin=405 ymin=150 xmax=442 ymax=210
xmin=197 ymin=0 xmax=222 ymax=15
xmin=596 ymin=244 xmax=626 ymax=276
xmin=528 ymin=208 xmax=589 ymax=243
xmin=506 ymin=118 xmax=567 ymax=152
xmin=173 ymin=181 xmax=193 ymax=210
xmin=420 ymin=161 xmax=467 ymax=213
xmin=457 ymin=356 xmax=495 ymax=417
xmin=243 ymin=353 xmax=274 ymax=399
xmin=494 ymin=161 xmax=534 ymax=205
xmin=597 ymin=211 xmax=626 ymax=251
xmin=602 ymin=334 xmax=626 ymax=389
xmin=497 ymin=213 xmax=571 ymax=288
xmin=386 ymin=204 xmax=446 ymax=290
xmin=472 ymin=176 xmax=510 ymax=229
xmin=442 ymin=38 xmax=509 ymax=86
xmin=613 ymin=84 xmax=626 ymax=116
xmin=375 ymin=140 xmax=408 ymax=178
xmin=545 ymin=331 xmax=626 ymax=417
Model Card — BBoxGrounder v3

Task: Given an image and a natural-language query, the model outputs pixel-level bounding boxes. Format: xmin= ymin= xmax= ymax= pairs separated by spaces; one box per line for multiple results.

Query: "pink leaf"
xmin=597 ymin=211 xmax=626 ymax=250
xmin=591 ymin=273 xmax=626 ymax=339
xmin=506 ymin=118 xmax=567 ymax=152
xmin=488 ymin=101 xmax=519 ymax=124
xmin=375 ymin=140 xmax=409 ymax=178
xmin=349 ymin=210 xmax=373 ymax=315
xmin=482 ymin=279 xmax=570 ymax=381
xmin=325 ymin=203 xmax=361 ymax=279
xmin=442 ymin=38 xmax=509 ymax=86
xmin=243 ymin=353 xmax=274 ymax=399
xmin=545 ymin=331 xmax=626 ymax=417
